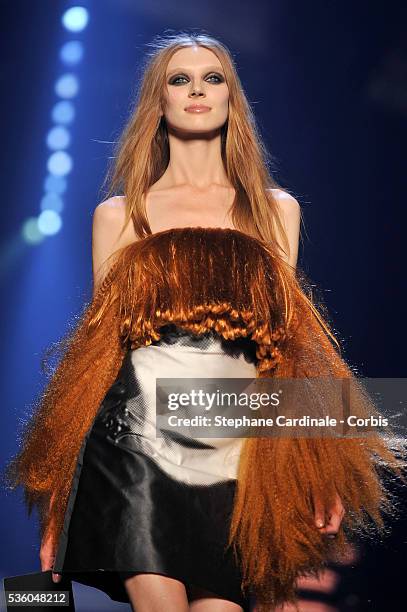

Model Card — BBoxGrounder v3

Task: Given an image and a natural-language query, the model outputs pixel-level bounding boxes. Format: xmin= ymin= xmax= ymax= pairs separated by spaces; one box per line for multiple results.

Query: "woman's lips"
xmin=185 ymin=105 xmax=211 ymax=113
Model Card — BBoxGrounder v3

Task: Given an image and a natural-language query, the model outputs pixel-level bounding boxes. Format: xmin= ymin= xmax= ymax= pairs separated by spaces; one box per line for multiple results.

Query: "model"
xmin=4 ymin=33 xmax=405 ymax=612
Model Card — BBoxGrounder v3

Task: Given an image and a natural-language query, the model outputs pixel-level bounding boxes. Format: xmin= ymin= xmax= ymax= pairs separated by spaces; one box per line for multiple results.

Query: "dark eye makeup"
xmin=168 ymin=72 xmax=225 ymax=85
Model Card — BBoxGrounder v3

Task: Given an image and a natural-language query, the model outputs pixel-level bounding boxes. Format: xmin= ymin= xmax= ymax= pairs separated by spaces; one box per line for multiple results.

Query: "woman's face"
xmin=162 ymin=46 xmax=229 ymax=134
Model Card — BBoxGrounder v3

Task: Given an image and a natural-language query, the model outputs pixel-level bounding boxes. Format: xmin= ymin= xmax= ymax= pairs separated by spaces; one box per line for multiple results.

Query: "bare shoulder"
xmin=268 ymin=189 xmax=300 ymax=269
xmin=93 ymin=195 xmax=127 ymax=223
xmin=269 ymin=188 xmax=301 ymax=215
xmin=92 ymin=195 xmax=136 ymax=241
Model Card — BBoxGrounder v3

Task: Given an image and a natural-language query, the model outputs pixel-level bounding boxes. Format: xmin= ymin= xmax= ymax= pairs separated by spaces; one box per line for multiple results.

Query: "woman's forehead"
xmin=166 ymin=46 xmax=222 ymax=73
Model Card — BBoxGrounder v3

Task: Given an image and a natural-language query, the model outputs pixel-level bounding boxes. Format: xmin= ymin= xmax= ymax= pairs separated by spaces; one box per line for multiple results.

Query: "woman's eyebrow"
xmin=166 ymin=66 xmax=225 ymax=77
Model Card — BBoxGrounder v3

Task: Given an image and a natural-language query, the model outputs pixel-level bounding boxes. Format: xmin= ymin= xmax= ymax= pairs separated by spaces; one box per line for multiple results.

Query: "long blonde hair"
xmin=101 ymin=31 xmax=300 ymax=259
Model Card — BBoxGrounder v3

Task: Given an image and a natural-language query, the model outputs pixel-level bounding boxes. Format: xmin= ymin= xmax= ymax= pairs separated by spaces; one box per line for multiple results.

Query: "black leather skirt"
xmin=53 ymin=326 xmax=258 ymax=610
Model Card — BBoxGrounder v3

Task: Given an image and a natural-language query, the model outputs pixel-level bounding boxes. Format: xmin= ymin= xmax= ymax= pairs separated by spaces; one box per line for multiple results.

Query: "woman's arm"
xmin=91 ymin=196 xmax=134 ymax=296
xmin=273 ymin=190 xmax=301 ymax=269
xmin=273 ymin=191 xmax=346 ymax=537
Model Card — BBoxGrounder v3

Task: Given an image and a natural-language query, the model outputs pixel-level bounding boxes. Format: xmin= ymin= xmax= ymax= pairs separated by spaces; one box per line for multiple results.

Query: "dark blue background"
xmin=0 ymin=1 xmax=405 ymax=610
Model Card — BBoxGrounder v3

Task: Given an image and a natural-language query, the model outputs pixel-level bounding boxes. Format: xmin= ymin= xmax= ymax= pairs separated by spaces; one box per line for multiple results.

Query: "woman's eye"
xmin=206 ymin=74 xmax=223 ymax=83
xmin=169 ymin=76 xmax=188 ymax=85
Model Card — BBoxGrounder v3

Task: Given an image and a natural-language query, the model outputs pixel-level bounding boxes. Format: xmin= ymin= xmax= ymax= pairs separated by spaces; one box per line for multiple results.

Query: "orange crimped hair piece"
xmin=4 ymin=227 xmax=406 ymax=610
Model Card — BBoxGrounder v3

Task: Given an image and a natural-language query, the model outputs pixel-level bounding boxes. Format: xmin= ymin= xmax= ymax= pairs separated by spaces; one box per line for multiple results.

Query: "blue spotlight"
xmin=47 ymin=151 xmax=73 ymax=176
xmin=37 ymin=210 xmax=63 ymax=236
xmin=55 ymin=74 xmax=79 ymax=99
xmin=40 ymin=193 xmax=64 ymax=214
xmin=51 ymin=100 xmax=75 ymax=124
xmin=22 ymin=218 xmax=45 ymax=245
xmin=60 ymin=40 xmax=84 ymax=65
xmin=62 ymin=7 xmax=89 ymax=33
xmin=46 ymin=126 xmax=71 ymax=150
xmin=44 ymin=175 xmax=67 ymax=194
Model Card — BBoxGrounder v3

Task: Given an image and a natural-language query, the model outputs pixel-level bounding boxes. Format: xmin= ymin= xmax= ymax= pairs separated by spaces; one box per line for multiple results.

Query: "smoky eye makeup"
xmin=167 ymin=72 xmax=225 ymax=85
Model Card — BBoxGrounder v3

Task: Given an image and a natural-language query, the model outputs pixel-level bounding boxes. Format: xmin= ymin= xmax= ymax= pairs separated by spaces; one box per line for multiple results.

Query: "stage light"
xmin=40 ymin=193 xmax=64 ymax=214
xmin=51 ymin=100 xmax=75 ymax=125
xmin=62 ymin=7 xmax=89 ymax=33
xmin=47 ymin=151 xmax=73 ymax=176
xmin=37 ymin=210 xmax=63 ymax=236
xmin=55 ymin=73 xmax=79 ymax=99
xmin=22 ymin=218 xmax=45 ymax=245
xmin=44 ymin=175 xmax=67 ymax=194
xmin=46 ymin=126 xmax=71 ymax=151
xmin=60 ymin=40 xmax=84 ymax=65
xmin=33 ymin=6 xmax=88 ymax=243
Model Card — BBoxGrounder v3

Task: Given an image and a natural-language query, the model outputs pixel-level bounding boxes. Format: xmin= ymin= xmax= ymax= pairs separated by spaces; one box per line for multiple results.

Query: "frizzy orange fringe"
xmin=3 ymin=226 xmax=406 ymax=610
